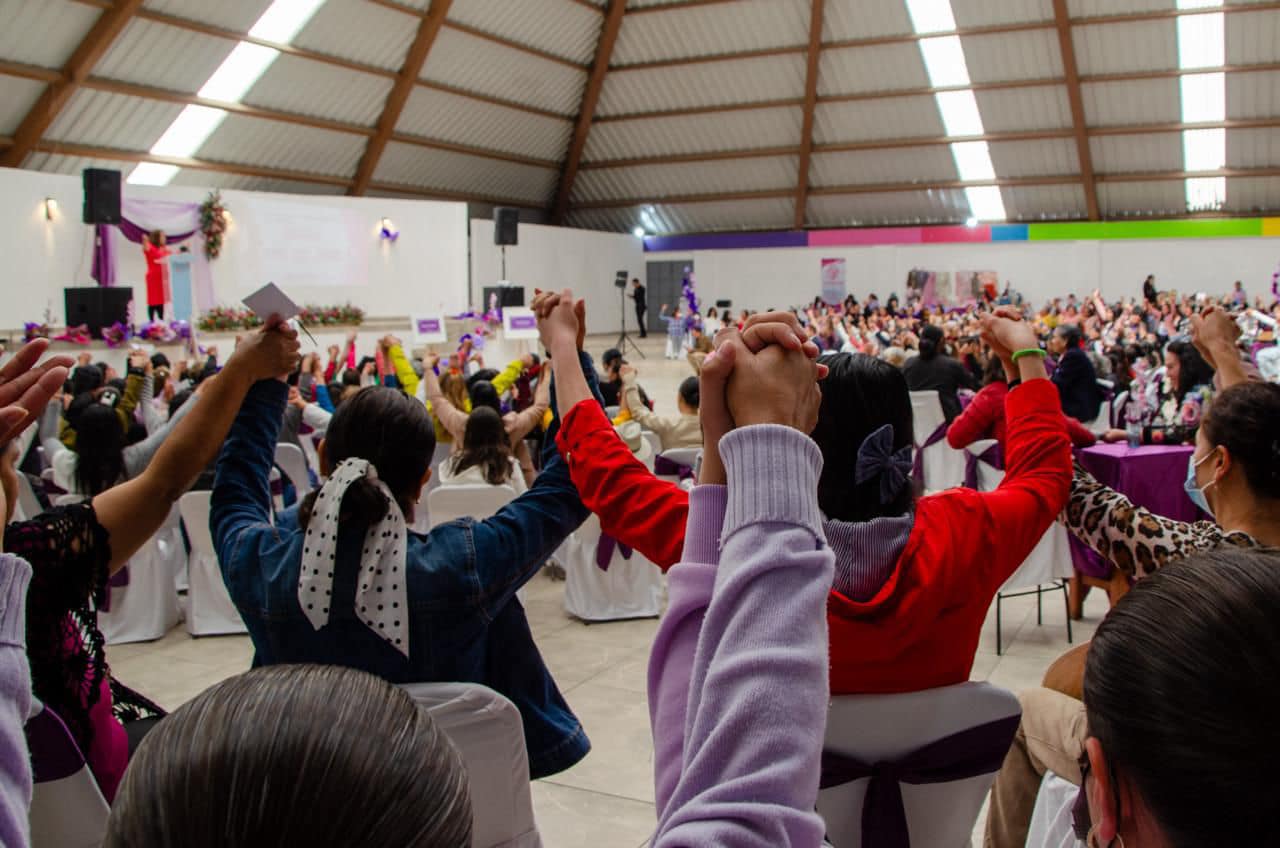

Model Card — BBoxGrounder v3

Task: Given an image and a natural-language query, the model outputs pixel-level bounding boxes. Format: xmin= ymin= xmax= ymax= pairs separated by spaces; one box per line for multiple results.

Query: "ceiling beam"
xmin=571 ymin=168 xmax=1280 ymax=210
xmin=1 ymin=0 xmax=143 ymax=168
xmin=794 ymin=0 xmax=825 ymax=229
xmin=350 ymin=0 xmax=453 ymax=196
xmin=26 ymin=140 xmax=543 ymax=207
xmin=551 ymin=0 xmax=627 ymax=224
xmin=366 ymin=0 xmax=587 ymax=70
xmin=1052 ymin=0 xmax=1098 ymax=220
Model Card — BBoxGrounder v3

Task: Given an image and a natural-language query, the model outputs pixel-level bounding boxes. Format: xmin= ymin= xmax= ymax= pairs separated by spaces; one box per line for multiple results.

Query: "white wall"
xmin=0 ymin=167 xmax=469 ymax=328
xmin=646 ymin=236 xmax=1279 ymax=313
xmin=470 ymin=218 xmax=645 ymax=335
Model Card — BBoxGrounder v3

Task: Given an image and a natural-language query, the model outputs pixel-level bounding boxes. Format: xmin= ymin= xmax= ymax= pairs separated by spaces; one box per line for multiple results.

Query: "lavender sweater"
xmin=649 ymin=425 xmax=834 ymax=847
xmin=0 ymin=553 xmax=33 ymax=848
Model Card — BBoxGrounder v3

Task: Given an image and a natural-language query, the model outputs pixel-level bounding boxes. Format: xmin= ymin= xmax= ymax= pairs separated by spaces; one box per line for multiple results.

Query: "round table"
xmin=1070 ymin=443 xmax=1202 ymax=579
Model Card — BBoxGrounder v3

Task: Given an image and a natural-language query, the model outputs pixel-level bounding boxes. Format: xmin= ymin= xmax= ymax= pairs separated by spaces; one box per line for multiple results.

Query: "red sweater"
xmin=947 ymin=380 xmax=1097 ymax=450
xmin=557 ymin=380 xmax=1071 ymax=694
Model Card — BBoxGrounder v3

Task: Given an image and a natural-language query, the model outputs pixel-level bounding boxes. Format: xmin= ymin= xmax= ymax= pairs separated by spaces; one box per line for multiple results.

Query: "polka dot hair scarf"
xmin=298 ymin=457 xmax=409 ymax=657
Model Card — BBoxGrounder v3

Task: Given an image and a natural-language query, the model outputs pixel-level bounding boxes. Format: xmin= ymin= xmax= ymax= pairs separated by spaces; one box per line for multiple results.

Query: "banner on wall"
xmin=820 ymin=258 xmax=847 ymax=304
xmin=955 ymin=271 xmax=999 ymax=305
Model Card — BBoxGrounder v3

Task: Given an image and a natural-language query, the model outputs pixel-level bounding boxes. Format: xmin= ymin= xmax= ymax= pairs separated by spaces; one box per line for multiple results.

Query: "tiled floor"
xmin=105 ymin=333 xmax=1111 ymax=847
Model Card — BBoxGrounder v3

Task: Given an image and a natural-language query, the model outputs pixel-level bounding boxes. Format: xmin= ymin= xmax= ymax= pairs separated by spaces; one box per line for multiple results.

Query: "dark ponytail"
xmin=1200 ymin=381 xmax=1280 ymax=500
xmin=918 ymin=325 xmax=943 ymax=360
xmin=298 ymin=387 xmax=435 ymax=532
xmin=1084 ymin=548 xmax=1280 ymax=846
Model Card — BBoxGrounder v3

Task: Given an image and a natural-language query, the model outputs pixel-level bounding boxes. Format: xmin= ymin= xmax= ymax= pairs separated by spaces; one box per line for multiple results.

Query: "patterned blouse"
xmin=3 ymin=504 xmax=162 ymax=766
xmin=1063 ymin=463 xmax=1261 ymax=580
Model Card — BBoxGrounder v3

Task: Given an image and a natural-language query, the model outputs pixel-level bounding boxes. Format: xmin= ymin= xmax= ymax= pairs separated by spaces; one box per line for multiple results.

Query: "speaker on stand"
xmin=493 ymin=207 xmax=519 ymax=281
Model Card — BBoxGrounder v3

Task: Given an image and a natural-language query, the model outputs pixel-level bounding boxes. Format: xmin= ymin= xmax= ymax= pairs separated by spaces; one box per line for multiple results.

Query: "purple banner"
xmin=416 ymin=318 xmax=441 ymax=333
xmin=509 ymin=314 xmax=537 ymax=330
xmin=643 ymin=230 xmax=807 ymax=252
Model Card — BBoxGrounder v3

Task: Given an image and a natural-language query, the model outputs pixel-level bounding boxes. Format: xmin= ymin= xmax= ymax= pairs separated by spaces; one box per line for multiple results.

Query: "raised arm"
xmin=421 ymin=366 xmax=468 ymax=443
xmin=490 ymin=358 xmax=524 ymax=397
xmin=946 ymin=383 xmax=1002 ymax=449
xmin=1192 ymin=306 xmax=1253 ymax=390
xmin=97 ymin=323 xmax=299 ymax=572
xmin=384 ymin=338 xmax=420 ymax=399
xmin=505 ymin=368 xmax=549 ymax=443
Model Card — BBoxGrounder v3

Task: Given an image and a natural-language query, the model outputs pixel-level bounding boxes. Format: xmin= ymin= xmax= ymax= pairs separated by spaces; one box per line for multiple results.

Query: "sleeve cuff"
xmin=0 ymin=554 xmax=32 ymax=647
xmin=683 ymin=485 xmax=727 ymax=565
xmin=720 ymin=424 xmax=824 ymax=542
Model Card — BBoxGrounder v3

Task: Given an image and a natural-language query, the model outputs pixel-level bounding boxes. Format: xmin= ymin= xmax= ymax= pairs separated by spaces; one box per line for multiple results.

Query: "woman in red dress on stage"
xmin=142 ymin=230 xmax=171 ymax=322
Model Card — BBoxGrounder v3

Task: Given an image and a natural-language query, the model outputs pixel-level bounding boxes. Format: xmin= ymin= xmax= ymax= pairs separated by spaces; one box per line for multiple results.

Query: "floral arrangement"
xmin=197 ymin=304 xmax=363 ymax=332
xmin=298 ymin=303 xmax=364 ymax=326
xmin=51 ymin=325 xmax=92 ymax=345
xmin=23 ymin=322 xmax=49 ymax=342
xmin=681 ymin=267 xmax=700 ymax=330
xmin=197 ymin=306 xmax=262 ymax=332
xmin=101 ymin=322 xmax=131 ymax=348
xmin=136 ymin=320 xmax=193 ymax=344
xmin=200 ymin=190 xmax=227 ymax=260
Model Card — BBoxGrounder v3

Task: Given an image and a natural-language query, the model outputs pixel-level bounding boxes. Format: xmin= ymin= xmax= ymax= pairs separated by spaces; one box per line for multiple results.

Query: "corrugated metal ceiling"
xmin=813 ymin=96 xmax=946 ymax=144
xmin=372 ymin=140 xmax=558 ymax=204
xmin=1072 ymin=18 xmax=1177 ymax=76
xmin=817 ymin=42 xmax=929 ymax=97
xmin=1226 ymin=126 xmax=1280 ymax=167
xmin=243 ymin=53 xmax=394 ymax=127
xmin=584 ymin=106 xmax=805 ymax=161
xmin=986 ymin=137 xmax=1079 ymax=178
xmin=0 ymin=0 xmax=99 ymax=69
xmin=951 ymin=0 xmax=1054 ymax=28
xmin=0 ymin=77 xmax=47 ymax=136
xmin=420 ymin=27 xmax=586 ymax=117
xmin=821 ymin=0 xmax=914 ymax=43
xmin=448 ymin=0 xmax=603 ymax=65
xmin=292 ymin=0 xmax=416 ymax=73
xmin=1098 ymin=180 xmax=1187 ymax=217
xmin=195 ymin=114 xmax=366 ymax=178
xmin=142 ymin=0 xmax=274 ymax=34
xmin=1091 ymin=134 xmax=1184 ymax=174
xmin=396 ymin=86 xmax=572 ymax=163
xmin=569 ymin=197 xmax=796 ymax=234
xmin=43 ymin=90 xmax=183 ymax=152
xmin=974 ymin=85 xmax=1073 ymax=132
xmin=1000 ymin=184 xmax=1088 ymax=220
xmin=808 ymin=187 xmax=973 ymax=227
xmin=95 ymin=18 xmax=238 ymax=95
xmin=611 ymin=0 xmax=809 ymax=67
xmin=1082 ymin=78 xmax=1181 ymax=126
xmin=1225 ymin=6 xmax=1280 ymax=65
xmin=1225 ymin=175 xmax=1280 ymax=212
xmin=572 ymin=155 xmax=798 ymax=203
xmin=808 ymin=146 xmax=959 ymax=187
xmin=962 ymin=28 xmax=1063 ymax=84
xmin=597 ymin=53 xmax=806 ymax=116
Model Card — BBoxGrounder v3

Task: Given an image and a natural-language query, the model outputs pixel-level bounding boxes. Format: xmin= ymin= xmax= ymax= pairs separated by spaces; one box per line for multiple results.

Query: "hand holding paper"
xmin=243 ymin=282 xmax=318 ymax=346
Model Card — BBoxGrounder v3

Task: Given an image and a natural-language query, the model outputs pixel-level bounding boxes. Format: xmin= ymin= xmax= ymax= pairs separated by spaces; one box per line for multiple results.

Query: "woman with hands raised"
xmin=3 ymin=323 xmax=300 ymax=802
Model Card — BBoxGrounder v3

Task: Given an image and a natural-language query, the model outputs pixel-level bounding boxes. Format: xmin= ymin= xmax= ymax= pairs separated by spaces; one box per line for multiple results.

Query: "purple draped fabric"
xmin=909 ymin=421 xmax=949 ymax=485
xmin=26 ymin=706 xmax=87 ymax=783
xmin=962 ymin=442 xmax=1004 ymax=490
xmin=819 ymin=712 xmax=1021 ymax=848
xmin=595 ymin=533 xmax=633 ymax=572
xmin=91 ymin=218 xmax=199 ymax=288
xmin=653 ymin=455 xmax=694 ymax=481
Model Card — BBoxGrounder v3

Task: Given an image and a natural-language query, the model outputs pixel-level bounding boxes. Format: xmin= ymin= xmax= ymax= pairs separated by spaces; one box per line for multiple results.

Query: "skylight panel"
xmin=126 ymin=163 xmax=181 ymax=186
xmin=1180 ymin=72 xmax=1225 ymax=123
xmin=1177 ymin=12 xmax=1225 ymax=69
xmin=1183 ymin=127 xmax=1225 ymax=172
xmin=904 ymin=0 xmax=956 ymax=34
xmin=149 ymin=105 xmax=228 ymax=159
xmin=250 ymin=0 xmax=327 ymax=43
xmin=964 ymin=186 xmax=1006 ymax=222
xmin=934 ymin=90 xmax=985 ymax=138
xmin=950 ymin=140 xmax=996 ymax=181
xmin=1186 ymin=176 xmax=1226 ymax=211
xmin=199 ymin=42 xmax=279 ymax=103
xmin=918 ymin=36 xmax=971 ymax=87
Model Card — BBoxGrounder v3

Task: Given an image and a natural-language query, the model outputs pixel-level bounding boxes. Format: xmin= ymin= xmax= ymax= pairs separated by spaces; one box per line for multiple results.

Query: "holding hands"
xmin=531 ymin=288 xmax=586 ymax=353
xmin=227 ymin=316 xmax=302 ymax=382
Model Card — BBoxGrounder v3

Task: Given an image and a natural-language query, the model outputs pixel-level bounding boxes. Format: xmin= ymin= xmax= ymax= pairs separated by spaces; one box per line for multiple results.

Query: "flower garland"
xmin=681 ymin=267 xmax=700 ymax=330
xmin=196 ymin=303 xmax=364 ymax=332
xmin=23 ymin=323 xmax=49 ymax=342
xmin=200 ymin=190 xmax=227 ymax=259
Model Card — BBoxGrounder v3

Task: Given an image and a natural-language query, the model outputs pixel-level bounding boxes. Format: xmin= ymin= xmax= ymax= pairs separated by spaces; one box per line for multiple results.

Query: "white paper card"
xmin=502 ymin=307 xmax=539 ymax=340
xmin=242 ymin=282 xmax=301 ymax=320
xmin=411 ymin=314 xmax=448 ymax=345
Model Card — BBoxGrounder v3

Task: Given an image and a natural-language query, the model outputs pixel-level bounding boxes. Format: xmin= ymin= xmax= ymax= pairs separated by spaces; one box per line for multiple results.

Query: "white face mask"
xmin=1184 ymin=448 xmax=1218 ymax=517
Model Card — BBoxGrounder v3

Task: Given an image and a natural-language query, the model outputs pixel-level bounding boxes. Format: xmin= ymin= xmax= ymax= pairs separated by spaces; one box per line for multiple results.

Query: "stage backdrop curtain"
xmin=91 ymin=198 xmax=215 ymax=315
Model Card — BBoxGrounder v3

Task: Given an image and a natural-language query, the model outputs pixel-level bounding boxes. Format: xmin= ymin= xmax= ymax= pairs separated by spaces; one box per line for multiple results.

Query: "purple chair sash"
xmin=909 ymin=421 xmax=950 ymax=485
xmin=653 ymin=455 xmax=694 ymax=481
xmin=96 ymin=566 xmax=130 ymax=613
xmin=26 ymin=706 xmax=87 ymax=783
xmin=595 ymin=533 xmax=633 ymax=571
xmin=819 ymin=712 xmax=1021 ymax=848
xmin=962 ymin=443 xmax=1005 ymax=490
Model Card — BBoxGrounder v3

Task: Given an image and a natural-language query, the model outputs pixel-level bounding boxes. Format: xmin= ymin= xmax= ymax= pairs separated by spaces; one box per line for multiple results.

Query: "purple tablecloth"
xmin=1071 ymin=443 xmax=1201 ymax=578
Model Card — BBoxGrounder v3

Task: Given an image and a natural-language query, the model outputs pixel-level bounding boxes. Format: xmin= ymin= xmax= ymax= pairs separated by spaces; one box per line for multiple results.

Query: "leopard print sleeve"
xmin=1063 ymin=462 xmax=1238 ymax=580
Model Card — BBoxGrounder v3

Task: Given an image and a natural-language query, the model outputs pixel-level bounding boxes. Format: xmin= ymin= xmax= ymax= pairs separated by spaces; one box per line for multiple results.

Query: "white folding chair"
xmin=1110 ymin=389 xmax=1130 ymax=428
xmin=15 ymin=472 xmax=43 ymax=520
xmin=98 ymin=506 xmax=184 ymax=644
xmin=640 ymin=429 xmax=662 ymax=464
xmin=1027 ymin=771 xmax=1086 ymax=848
xmin=966 ymin=442 xmax=1073 ymax=655
xmin=427 ymin=484 xmax=518 ymax=528
xmin=910 ymin=390 xmax=965 ymax=491
xmin=27 ymin=704 xmax=110 ymax=848
xmin=274 ymin=442 xmax=312 ymax=499
xmin=604 ymin=405 xmax=620 ymax=419
xmin=179 ymin=491 xmax=248 ymax=636
xmin=562 ymin=514 xmax=664 ymax=622
xmin=818 ymin=682 xmax=1021 ymax=847
xmin=400 ymin=682 xmax=542 ymax=848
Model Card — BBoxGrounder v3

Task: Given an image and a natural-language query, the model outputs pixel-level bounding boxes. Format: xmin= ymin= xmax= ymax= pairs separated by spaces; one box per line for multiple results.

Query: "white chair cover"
xmin=98 ymin=506 xmax=184 ymax=644
xmin=1110 ymin=390 xmax=1130 ymax=428
xmin=27 ymin=704 xmax=110 ymax=848
xmin=427 ymin=483 xmax=518 ymax=529
xmin=639 ymin=430 xmax=662 ymax=467
xmin=562 ymin=514 xmax=663 ymax=622
xmin=274 ymin=442 xmax=312 ymax=498
xmin=179 ymin=491 xmax=248 ymax=636
xmin=910 ymin=390 xmax=965 ymax=491
xmin=1026 ymin=771 xmax=1086 ymax=848
xmin=604 ymin=405 xmax=620 ymax=419
xmin=400 ymin=682 xmax=542 ymax=848
xmin=15 ymin=472 xmax=42 ymax=521
xmin=818 ymin=682 xmax=1020 ymax=847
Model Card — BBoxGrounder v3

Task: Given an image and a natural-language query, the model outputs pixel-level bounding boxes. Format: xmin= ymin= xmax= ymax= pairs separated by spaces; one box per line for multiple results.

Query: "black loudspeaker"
xmin=82 ymin=168 xmax=122 ymax=225
xmin=493 ymin=207 xmax=519 ymax=246
xmin=715 ymin=299 xmax=732 ymax=309
xmin=482 ymin=285 xmax=525 ymax=309
xmin=65 ymin=287 xmax=133 ymax=339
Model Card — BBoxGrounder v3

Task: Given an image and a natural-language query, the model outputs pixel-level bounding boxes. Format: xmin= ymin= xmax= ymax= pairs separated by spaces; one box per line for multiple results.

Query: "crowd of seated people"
xmin=0 ymin=271 xmax=1274 ymax=847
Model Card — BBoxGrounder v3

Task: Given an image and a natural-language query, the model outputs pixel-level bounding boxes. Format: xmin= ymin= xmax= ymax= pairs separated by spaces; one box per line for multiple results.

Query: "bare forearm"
xmin=1209 ymin=341 xmax=1249 ymax=389
xmin=550 ymin=339 xmax=591 ymax=410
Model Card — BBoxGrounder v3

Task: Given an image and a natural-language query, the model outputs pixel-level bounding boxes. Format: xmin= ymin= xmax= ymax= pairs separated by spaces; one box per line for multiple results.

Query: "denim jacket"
xmin=211 ymin=352 xmax=602 ymax=778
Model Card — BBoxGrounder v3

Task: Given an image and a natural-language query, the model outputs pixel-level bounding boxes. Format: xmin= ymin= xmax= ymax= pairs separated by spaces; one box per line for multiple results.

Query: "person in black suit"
xmin=1050 ymin=324 xmax=1102 ymax=424
xmin=1143 ymin=274 xmax=1158 ymax=305
xmin=630 ymin=278 xmax=647 ymax=337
